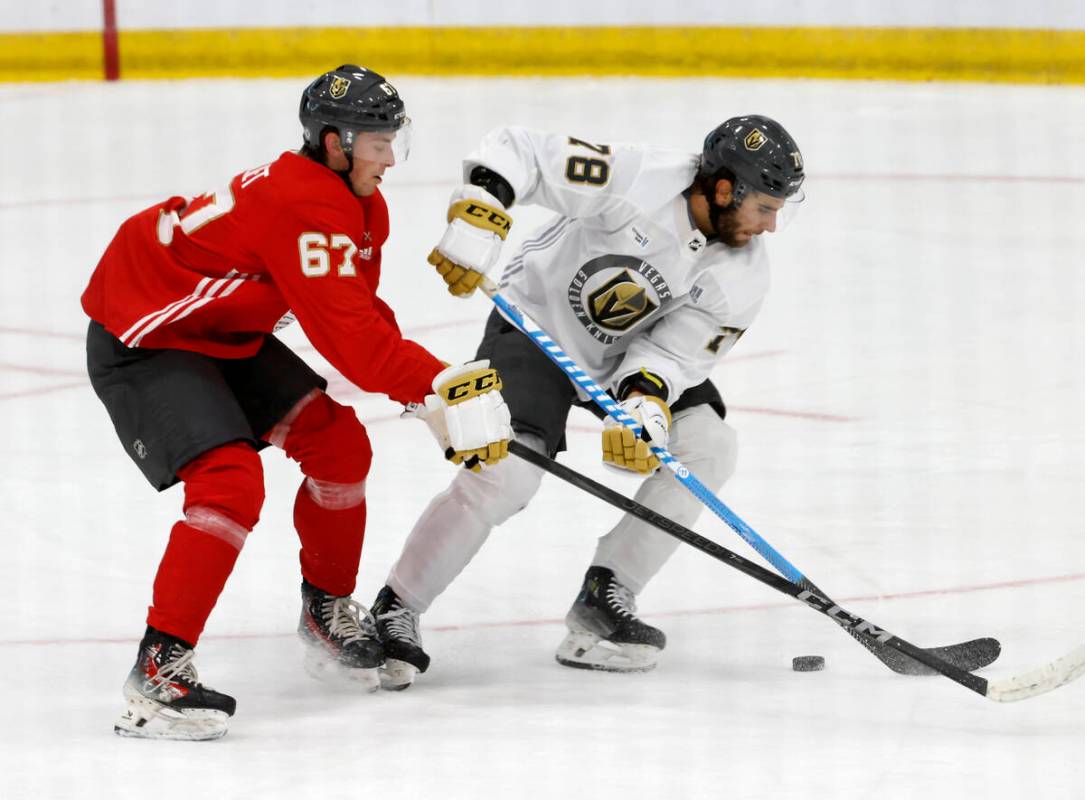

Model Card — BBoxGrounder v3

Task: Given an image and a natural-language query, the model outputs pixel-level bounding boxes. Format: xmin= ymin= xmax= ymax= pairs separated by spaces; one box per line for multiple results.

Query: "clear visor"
xmin=348 ymin=118 xmax=412 ymax=164
xmin=745 ymin=186 xmax=804 ymax=231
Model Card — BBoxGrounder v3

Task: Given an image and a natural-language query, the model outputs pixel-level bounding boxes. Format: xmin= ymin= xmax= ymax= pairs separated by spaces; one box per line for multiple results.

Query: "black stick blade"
xmin=861 ymin=636 xmax=1002 ymax=675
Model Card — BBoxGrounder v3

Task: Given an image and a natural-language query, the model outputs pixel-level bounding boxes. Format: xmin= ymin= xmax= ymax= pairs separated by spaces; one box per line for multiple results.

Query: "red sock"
xmin=146 ymin=442 xmax=264 ymax=645
xmin=294 ymin=479 xmax=367 ymax=596
xmin=147 ymin=520 xmax=242 ymax=645
xmin=275 ymin=392 xmax=371 ymax=597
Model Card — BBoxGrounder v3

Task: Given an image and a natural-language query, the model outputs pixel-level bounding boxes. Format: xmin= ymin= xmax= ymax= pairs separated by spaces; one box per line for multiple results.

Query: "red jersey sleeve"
xmin=254 ymin=162 xmax=443 ymax=405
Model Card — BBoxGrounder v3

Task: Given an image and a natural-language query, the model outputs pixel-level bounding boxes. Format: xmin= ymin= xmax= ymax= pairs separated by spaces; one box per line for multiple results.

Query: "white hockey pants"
xmin=591 ymin=405 xmax=737 ymax=592
xmin=387 ymin=404 xmax=737 ymax=611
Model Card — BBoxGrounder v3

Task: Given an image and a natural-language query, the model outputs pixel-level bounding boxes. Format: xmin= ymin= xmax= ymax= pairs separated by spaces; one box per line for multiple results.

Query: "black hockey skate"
xmin=372 ymin=585 xmax=430 ymax=691
xmin=298 ymin=579 xmax=383 ymax=690
xmin=556 ymin=566 xmax=666 ymax=673
xmin=114 ymin=627 xmax=236 ymax=741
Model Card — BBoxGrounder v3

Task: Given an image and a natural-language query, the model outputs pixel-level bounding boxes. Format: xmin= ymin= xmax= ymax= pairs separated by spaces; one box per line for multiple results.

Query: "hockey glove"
xmin=428 ymin=185 xmax=512 ymax=297
xmin=423 ymin=360 xmax=512 ymax=472
xmin=601 ymin=395 xmax=672 ymax=475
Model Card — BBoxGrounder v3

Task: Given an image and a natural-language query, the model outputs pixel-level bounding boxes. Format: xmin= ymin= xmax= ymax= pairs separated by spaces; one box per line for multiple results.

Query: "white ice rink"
xmin=2 ymin=74 xmax=1084 ymax=798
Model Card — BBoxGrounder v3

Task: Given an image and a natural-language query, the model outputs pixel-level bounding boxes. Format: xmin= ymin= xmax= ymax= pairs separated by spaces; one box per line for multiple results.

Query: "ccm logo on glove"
xmin=450 ymin=201 xmax=512 ymax=238
xmin=440 ymin=368 xmax=502 ymax=403
xmin=422 ymin=360 xmax=512 ymax=472
xmin=429 ymin=186 xmax=514 ymax=297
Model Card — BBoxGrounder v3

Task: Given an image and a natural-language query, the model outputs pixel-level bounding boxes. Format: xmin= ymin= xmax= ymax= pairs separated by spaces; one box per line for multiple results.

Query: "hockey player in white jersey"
xmin=371 ymin=116 xmax=805 ymax=688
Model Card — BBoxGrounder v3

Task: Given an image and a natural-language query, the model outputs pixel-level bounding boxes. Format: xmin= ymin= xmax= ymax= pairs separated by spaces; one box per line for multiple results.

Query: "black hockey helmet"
xmin=299 ymin=64 xmax=410 ymax=157
xmin=700 ymin=115 xmax=804 ymax=204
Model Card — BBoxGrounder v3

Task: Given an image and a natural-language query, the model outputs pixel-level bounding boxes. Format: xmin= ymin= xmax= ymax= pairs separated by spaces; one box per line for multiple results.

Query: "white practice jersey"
xmin=466 ymin=126 xmax=769 ymax=400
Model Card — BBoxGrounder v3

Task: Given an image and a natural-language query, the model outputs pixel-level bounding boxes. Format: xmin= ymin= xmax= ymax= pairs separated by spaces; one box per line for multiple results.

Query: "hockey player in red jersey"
xmin=82 ymin=65 xmax=512 ymax=741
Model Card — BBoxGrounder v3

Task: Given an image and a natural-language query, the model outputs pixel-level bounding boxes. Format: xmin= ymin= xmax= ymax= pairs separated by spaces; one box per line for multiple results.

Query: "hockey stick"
xmin=509 ymin=440 xmax=1085 ymax=702
xmin=482 ymin=280 xmax=998 ymax=675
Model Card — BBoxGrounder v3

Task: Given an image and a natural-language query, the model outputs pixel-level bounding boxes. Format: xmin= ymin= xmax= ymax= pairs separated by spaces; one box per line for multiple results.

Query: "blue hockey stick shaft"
xmin=482 ymin=282 xmax=1008 ymax=681
xmin=482 ymin=281 xmax=805 ymax=585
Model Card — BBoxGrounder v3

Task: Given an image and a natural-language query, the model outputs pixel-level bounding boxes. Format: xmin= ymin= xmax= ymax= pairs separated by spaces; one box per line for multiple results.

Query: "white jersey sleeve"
xmin=466 ymin=126 xmax=772 ymax=405
xmin=463 ymin=126 xmax=693 ymax=225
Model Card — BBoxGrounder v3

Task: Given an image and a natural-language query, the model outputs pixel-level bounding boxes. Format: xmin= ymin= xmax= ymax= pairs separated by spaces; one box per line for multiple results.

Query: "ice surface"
xmin=1 ymin=76 xmax=1084 ymax=798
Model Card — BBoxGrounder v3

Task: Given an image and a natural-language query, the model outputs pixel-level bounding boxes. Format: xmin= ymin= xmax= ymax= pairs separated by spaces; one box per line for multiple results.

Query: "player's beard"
xmin=712 ymin=204 xmax=747 ymax=248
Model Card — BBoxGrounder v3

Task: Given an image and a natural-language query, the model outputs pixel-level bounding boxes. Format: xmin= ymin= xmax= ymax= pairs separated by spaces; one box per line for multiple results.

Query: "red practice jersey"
xmin=81 ymin=151 xmax=444 ymax=405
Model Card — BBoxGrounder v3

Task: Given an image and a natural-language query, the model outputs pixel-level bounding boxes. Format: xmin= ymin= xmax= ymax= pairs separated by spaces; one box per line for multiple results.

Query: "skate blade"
xmin=114 ymin=696 xmax=229 ymax=741
xmin=303 ymin=648 xmax=380 ymax=692
xmin=555 ymin=631 xmax=660 ymax=673
xmin=379 ymin=658 xmax=419 ymax=691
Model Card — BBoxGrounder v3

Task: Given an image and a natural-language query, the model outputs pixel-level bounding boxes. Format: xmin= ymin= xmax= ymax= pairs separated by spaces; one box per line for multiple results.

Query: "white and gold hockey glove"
xmin=427 ymin=185 xmax=512 ymax=297
xmin=601 ymin=395 xmax=672 ymax=475
xmin=423 ymin=360 xmax=512 ymax=472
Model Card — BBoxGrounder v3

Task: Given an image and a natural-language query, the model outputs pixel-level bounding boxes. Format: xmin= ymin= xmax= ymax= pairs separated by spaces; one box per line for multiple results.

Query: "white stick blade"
xmin=986 ymin=644 xmax=1085 ymax=702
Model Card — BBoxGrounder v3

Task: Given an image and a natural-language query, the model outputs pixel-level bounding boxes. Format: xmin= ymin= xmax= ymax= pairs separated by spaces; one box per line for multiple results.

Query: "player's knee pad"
xmin=177 ymin=441 xmax=265 ymax=544
xmin=448 ymin=433 xmax=546 ymax=527
xmin=670 ymin=406 xmax=738 ymax=490
xmin=277 ymin=390 xmax=372 ymax=486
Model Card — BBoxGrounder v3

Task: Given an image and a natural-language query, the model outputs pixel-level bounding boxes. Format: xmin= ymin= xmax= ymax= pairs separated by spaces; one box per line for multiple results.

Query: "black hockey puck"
xmin=792 ymin=655 xmax=825 ymax=672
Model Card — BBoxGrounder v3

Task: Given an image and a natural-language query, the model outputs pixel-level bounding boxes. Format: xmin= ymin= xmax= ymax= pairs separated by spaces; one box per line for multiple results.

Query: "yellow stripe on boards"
xmin=0 ymin=32 xmax=103 ymax=82
xmin=3 ymin=26 xmax=1085 ymax=84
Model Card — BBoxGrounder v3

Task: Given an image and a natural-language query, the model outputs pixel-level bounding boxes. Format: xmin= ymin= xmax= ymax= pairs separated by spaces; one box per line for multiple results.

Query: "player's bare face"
xmin=716 ymin=191 xmax=785 ymax=247
xmin=348 ymin=132 xmax=398 ymax=197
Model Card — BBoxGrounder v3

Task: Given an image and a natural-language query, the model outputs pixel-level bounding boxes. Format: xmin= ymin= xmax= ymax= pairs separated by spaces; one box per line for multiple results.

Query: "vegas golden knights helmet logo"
xmin=588 ymin=271 xmax=658 ymax=331
xmin=329 ymin=76 xmax=351 ymax=99
xmin=744 ymin=128 xmax=766 ymax=151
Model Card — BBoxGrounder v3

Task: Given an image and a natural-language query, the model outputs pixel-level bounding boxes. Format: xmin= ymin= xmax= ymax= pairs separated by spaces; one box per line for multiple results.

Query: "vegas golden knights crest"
xmin=588 ymin=270 xmax=658 ymax=331
xmin=329 ymin=76 xmax=351 ymax=99
xmin=569 ymin=254 xmax=672 ymax=345
xmin=744 ymin=128 xmax=766 ymax=151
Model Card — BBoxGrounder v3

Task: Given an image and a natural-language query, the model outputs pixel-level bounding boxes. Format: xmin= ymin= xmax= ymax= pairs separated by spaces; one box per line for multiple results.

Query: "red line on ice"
xmin=0 ymin=361 xmax=84 ymax=378
xmin=3 ymin=571 xmax=1082 ymax=647
xmin=0 ymin=381 xmax=88 ymax=401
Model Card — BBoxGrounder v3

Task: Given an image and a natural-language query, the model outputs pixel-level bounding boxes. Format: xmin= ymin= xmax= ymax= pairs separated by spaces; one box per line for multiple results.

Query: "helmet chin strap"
xmin=328 ymin=133 xmax=357 ymax=194
xmin=726 ymin=178 xmax=749 ymax=209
